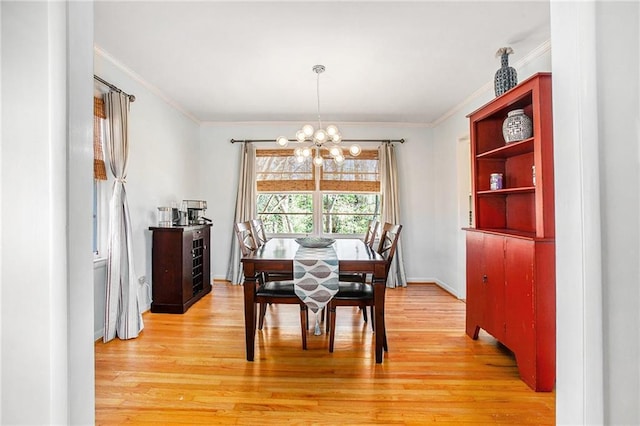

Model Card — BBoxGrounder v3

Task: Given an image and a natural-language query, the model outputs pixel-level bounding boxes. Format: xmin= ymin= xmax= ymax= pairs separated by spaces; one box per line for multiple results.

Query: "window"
xmin=322 ymin=193 xmax=379 ymax=234
xmin=256 ymin=149 xmax=380 ymax=236
xmin=93 ymin=96 xmax=109 ymax=258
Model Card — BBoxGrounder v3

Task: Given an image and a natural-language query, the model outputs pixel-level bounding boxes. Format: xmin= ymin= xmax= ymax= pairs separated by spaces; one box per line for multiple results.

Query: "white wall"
xmin=597 ymin=5 xmax=640 ymax=423
xmin=1 ymin=2 xmax=94 ymax=424
xmin=198 ymin=124 xmax=433 ymax=283
xmin=552 ymin=2 xmax=640 ymax=424
xmin=93 ymin=50 xmax=201 ymax=336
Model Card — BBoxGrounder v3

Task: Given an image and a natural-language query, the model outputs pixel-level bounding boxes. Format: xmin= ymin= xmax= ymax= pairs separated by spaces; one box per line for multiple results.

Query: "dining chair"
xmin=254 ymin=279 xmax=309 ymax=350
xmin=327 ymin=222 xmax=403 ymax=353
xmin=335 ymin=219 xmax=381 ymax=326
xmin=250 ymin=218 xmax=293 ymax=283
xmin=338 ymin=219 xmax=379 ymax=283
xmin=235 ymin=220 xmax=300 ymax=331
xmin=234 ymin=221 xmax=258 ymax=256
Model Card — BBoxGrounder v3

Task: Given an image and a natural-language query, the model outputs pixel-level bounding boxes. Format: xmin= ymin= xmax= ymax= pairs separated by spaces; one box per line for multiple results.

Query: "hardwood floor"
xmin=95 ymin=282 xmax=555 ymax=425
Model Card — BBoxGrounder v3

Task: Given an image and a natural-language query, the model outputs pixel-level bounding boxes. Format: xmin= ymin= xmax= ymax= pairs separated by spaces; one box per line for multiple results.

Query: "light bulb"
xmin=296 ymin=155 xmax=305 ymax=163
xmin=276 ymin=136 xmax=289 ymax=147
xmin=314 ymin=129 xmax=327 ymax=143
xmin=302 ymin=124 xmax=314 ymax=137
xmin=334 ymin=155 xmax=345 ymax=164
xmin=329 ymin=146 xmax=342 ymax=157
xmin=294 ymin=147 xmax=303 ymax=157
xmin=332 ymin=133 xmax=342 ymax=143
xmin=313 ymin=155 xmax=324 ymax=167
xmin=296 ymin=130 xmax=306 ymax=142
xmin=326 ymin=125 xmax=339 ymax=136
xmin=349 ymin=144 xmax=362 ymax=156
xmin=302 ymin=147 xmax=312 ymax=157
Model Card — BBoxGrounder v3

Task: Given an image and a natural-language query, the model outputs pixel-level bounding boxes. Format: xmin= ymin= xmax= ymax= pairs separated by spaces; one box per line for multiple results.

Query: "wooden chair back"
xmin=250 ymin=218 xmax=268 ymax=248
xmin=363 ymin=220 xmax=380 ymax=249
xmin=377 ymin=222 xmax=403 ymax=266
xmin=234 ymin=221 xmax=257 ymax=257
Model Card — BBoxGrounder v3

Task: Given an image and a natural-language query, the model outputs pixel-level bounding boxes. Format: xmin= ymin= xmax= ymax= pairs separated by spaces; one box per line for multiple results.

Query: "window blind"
xmin=93 ymin=97 xmax=107 ymax=180
xmin=256 ymin=149 xmax=379 ymax=192
xmin=256 ymin=149 xmax=315 ymax=191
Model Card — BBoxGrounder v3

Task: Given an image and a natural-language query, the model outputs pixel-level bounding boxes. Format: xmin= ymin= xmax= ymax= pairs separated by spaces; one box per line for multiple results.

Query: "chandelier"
xmin=276 ymin=65 xmax=361 ymax=167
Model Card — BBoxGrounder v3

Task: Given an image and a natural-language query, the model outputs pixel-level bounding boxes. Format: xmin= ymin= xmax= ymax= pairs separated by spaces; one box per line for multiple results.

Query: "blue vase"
xmin=494 ymin=47 xmax=517 ymax=97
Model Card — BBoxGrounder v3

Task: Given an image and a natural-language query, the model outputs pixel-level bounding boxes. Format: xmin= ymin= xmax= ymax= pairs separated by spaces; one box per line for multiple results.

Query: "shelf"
xmin=477 ymin=186 xmax=535 ymax=196
xmin=466 ymin=227 xmax=537 ymax=239
xmin=477 ymin=138 xmax=534 ymax=159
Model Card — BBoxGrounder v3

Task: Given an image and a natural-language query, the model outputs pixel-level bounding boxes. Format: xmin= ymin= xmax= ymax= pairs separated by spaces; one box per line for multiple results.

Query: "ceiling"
xmin=94 ymin=1 xmax=551 ymax=125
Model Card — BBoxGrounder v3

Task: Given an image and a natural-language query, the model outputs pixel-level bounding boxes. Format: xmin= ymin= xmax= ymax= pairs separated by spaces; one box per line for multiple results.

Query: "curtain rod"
xmin=94 ymin=75 xmax=136 ymax=102
xmin=230 ymin=138 xmax=404 ymax=144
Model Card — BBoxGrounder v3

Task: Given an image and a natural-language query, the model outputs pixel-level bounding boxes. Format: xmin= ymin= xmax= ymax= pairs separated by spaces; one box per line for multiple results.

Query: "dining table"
xmin=241 ymin=237 xmax=389 ymax=363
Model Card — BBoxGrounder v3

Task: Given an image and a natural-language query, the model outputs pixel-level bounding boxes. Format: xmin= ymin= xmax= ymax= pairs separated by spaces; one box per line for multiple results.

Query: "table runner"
xmin=293 ymin=246 xmax=339 ymax=334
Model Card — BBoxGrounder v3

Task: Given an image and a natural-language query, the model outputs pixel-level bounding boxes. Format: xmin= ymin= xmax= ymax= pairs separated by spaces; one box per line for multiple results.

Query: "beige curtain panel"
xmin=103 ymin=91 xmax=144 ymax=342
xmin=379 ymin=143 xmax=407 ymax=288
xmin=227 ymin=142 xmax=257 ymax=285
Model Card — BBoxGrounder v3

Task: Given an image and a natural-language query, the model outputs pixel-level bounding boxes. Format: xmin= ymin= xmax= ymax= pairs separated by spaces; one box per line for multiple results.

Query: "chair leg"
xmin=382 ymin=314 xmax=388 ymax=352
xmin=369 ymin=306 xmax=375 ymax=331
xmin=329 ymin=304 xmax=337 ymax=353
xmin=258 ymin=303 xmax=267 ymax=330
xmin=299 ymin=305 xmax=308 ymax=350
xmin=361 ymin=306 xmax=368 ymax=323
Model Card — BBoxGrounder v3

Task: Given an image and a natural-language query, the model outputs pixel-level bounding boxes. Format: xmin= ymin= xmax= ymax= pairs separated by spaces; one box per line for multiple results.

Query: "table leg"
xmin=372 ymin=264 xmax=387 ymax=364
xmin=243 ymin=266 xmax=258 ymax=361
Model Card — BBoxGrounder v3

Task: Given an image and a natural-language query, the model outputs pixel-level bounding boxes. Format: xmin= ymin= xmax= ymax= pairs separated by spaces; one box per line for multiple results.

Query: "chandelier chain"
xmin=316 ymin=67 xmax=323 ymax=129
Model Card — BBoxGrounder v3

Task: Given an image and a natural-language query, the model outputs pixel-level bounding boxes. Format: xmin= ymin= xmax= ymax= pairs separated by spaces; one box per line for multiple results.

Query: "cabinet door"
xmin=504 ymin=238 xmax=535 ymax=372
xmin=181 ymin=230 xmax=194 ymax=304
xmin=482 ymin=234 xmax=506 ymax=340
xmin=466 ymin=232 xmax=505 ymax=340
xmin=465 ymin=232 xmax=485 ymax=339
xmin=152 ymin=231 xmax=183 ymax=307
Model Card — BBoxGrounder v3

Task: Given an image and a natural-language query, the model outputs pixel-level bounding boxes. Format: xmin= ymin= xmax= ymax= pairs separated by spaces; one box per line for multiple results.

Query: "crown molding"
xmin=200 ymin=120 xmax=433 ymax=128
xmin=432 ymin=39 xmax=551 ymax=127
xmin=94 ymin=45 xmax=201 ymax=124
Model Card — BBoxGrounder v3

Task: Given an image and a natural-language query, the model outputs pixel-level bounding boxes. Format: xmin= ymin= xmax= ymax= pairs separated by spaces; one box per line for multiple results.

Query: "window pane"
xmin=322 ymin=194 xmax=380 ymax=234
xmin=257 ymin=193 xmax=313 ymax=234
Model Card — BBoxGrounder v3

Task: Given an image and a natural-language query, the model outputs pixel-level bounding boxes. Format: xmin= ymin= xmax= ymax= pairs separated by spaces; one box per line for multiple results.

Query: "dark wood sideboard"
xmin=149 ymin=224 xmax=211 ymax=313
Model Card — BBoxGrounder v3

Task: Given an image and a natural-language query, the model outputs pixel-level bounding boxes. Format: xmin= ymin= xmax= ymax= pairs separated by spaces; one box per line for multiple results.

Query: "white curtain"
xmin=103 ymin=91 xmax=143 ymax=342
xmin=379 ymin=142 xmax=408 ymax=288
xmin=226 ymin=142 xmax=256 ymax=284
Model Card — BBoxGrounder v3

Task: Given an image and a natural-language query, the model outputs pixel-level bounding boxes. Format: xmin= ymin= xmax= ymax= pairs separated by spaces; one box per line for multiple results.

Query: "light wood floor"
xmin=95 ymin=282 xmax=555 ymax=425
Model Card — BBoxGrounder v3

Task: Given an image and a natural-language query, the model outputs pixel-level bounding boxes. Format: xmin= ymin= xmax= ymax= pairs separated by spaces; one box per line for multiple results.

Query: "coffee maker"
xmin=182 ymin=200 xmax=210 ymax=225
